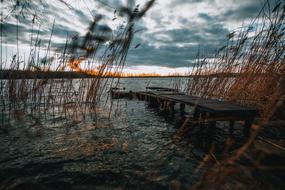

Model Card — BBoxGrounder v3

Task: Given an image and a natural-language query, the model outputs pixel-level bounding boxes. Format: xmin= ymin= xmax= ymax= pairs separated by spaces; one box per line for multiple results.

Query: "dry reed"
xmin=186 ymin=1 xmax=285 ymax=122
xmin=184 ymin=2 xmax=285 ymax=189
xmin=0 ymin=0 xmax=155 ymax=127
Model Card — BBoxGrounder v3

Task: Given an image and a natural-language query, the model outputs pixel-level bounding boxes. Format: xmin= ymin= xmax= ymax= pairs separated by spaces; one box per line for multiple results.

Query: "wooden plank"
xmin=154 ymin=94 xmax=207 ymax=106
xmin=157 ymin=94 xmax=258 ymax=114
xmin=199 ymin=103 xmax=257 ymax=113
xmin=135 ymin=91 xmax=152 ymax=96
xmin=111 ymin=90 xmax=132 ymax=99
xmin=114 ymin=90 xmax=258 ymax=117
xmin=149 ymin=91 xmax=185 ymax=96
xmin=146 ymin=86 xmax=178 ymax=91
xmin=112 ymin=88 xmax=259 ymax=138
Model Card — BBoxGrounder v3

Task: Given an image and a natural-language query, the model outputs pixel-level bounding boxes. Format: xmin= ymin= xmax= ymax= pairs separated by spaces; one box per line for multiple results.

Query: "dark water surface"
xmin=0 ymin=78 xmax=206 ymax=190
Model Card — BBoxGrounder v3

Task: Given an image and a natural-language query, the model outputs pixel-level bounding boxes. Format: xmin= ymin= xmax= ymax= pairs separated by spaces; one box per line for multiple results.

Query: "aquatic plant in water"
xmin=0 ymin=0 xmax=156 ymax=126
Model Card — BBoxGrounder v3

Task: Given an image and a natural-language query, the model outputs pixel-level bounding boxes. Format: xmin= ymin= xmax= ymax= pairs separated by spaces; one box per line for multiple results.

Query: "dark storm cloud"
xmin=1 ymin=22 xmax=26 ymax=35
xmin=169 ymin=25 xmax=229 ymax=44
xmin=125 ymin=11 xmax=231 ymax=67
xmin=126 ymin=40 xmax=220 ymax=68
xmin=52 ymin=24 xmax=78 ymax=38
xmin=0 ymin=22 xmax=30 ymax=43
xmin=98 ymin=0 xmax=122 ymax=8
xmin=1 ymin=0 xmax=265 ymax=68
xmin=122 ymin=0 xmax=266 ymax=67
xmin=221 ymin=1 xmax=263 ymax=21
xmin=126 ymin=23 xmax=229 ymax=68
xmin=1 ymin=19 xmax=78 ymax=48
xmin=74 ymin=9 xmax=92 ymax=24
xmin=169 ymin=0 xmax=208 ymax=6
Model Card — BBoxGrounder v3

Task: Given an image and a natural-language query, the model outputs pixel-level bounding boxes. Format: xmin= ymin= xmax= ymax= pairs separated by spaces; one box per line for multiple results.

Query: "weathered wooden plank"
xmin=157 ymin=94 xmax=258 ymax=114
xmin=149 ymin=91 xmax=185 ymax=96
xmin=111 ymin=90 xmax=132 ymax=99
xmin=146 ymin=86 xmax=178 ymax=91
xmin=112 ymin=90 xmax=258 ymax=117
xmin=111 ymin=88 xmax=259 ymax=137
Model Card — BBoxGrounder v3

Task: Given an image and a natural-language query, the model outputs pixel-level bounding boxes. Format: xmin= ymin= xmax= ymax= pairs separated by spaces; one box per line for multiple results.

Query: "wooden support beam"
xmin=243 ymin=117 xmax=254 ymax=137
xmin=129 ymin=90 xmax=133 ymax=100
xmin=229 ymin=120 xmax=234 ymax=135
xmin=206 ymin=121 xmax=216 ymax=150
xmin=180 ymin=103 xmax=185 ymax=114
xmin=169 ymin=101 xmax=175 ymax=114
xmin=193 ymin=108 xmax=200 ymax=120
xmin=163 ymin=101 xmax=169 ymax=112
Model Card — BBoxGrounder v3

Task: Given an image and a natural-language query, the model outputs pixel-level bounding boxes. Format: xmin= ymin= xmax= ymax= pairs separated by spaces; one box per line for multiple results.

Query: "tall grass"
xmin=186 ymin=1 xmax=285 ymax=122
xmin=0 ymin=0 xmax=155 ymax=127
xmin=185 ymin=2 xmax=285 ymax=189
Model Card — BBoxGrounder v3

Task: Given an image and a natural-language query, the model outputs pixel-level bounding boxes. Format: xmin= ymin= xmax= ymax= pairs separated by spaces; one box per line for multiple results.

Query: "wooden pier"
xmin=111 ymin=87 xmax=259 ymax=137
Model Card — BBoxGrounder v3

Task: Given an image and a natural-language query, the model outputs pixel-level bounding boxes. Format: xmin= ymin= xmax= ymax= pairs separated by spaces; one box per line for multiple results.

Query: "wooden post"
xmin=158 ymin=99 xmax=165 ymax=111
xmin=162 ymin=101 xmax=168 ymax=112
xmin=207 ymin=121 xmax=216 ymax=148
xmin=193 ymin=107 xmax=200 ymax=120
xmin=229 ymin=120 xmax=234 ymax=136
xmin=129 ymin=90 xmax=133 ymax=100
xmin=180 ymin=103 xmax=185 ymax=115
xmin=169 ymin=101 xmax=175 ymax=114
xmin=210 ymin=121 xmax=216 ymax=133
xmin=243 ymin=117 xmax=254 ymax=137
xmin=149 ymin=96 xmax=159 ymax=107
xmin=149 ymin=96 xmax=154 ymax=106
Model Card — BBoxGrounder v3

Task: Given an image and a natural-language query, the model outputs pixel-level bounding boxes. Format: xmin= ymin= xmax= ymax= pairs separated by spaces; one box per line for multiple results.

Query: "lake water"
xmin=0 ymin=78 xmax=233 ymax=189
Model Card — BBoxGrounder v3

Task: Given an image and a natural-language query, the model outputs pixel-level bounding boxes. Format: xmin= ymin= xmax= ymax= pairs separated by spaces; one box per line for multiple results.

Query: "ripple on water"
xmin=0 ymin=78 xmax=202 ymax=189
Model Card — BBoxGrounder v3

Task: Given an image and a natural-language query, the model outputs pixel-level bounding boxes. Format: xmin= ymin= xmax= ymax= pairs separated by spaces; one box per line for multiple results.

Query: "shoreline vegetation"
xmin=0 ymin=0 xmax=157 ymax=124
xmin=1 ymin=70 xmax=283 ymax=79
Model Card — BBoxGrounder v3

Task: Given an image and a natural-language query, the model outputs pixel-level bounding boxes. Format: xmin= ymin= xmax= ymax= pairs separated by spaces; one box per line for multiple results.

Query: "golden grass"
xmin=0 ymin=1 xmax=156 ymax=126
xmin=186 ymin=2 xmax=285 ymax=122
xmin=185 ymin=2 xmax=285 ymax=189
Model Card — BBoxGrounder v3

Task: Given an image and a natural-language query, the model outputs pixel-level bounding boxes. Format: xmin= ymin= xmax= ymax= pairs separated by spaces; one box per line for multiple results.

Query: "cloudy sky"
xmin=1 ymin=0 xmax=264 ymax=74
